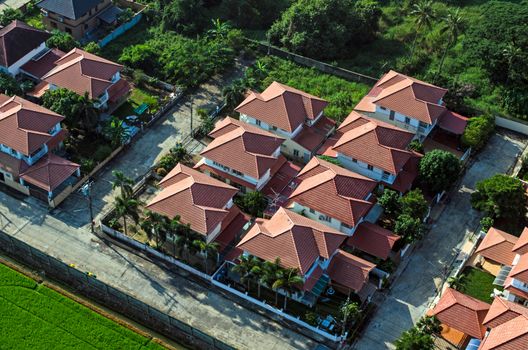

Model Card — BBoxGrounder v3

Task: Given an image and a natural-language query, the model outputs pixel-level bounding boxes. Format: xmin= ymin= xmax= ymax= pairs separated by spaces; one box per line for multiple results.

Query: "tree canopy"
xmin=395 ymin=327 xmax=434 ymax=350
xmin=268 ymin=0 xmax=381 ymax=60
xmin=461 ymin=115 xmax=495 ymax=150
xmin=419 ymin=150 xmax=461 ymax=193
xmin=46 ymin=30 xmax=79 ymax=52
xmin=41 ymin=89 xmax=97 ymax=131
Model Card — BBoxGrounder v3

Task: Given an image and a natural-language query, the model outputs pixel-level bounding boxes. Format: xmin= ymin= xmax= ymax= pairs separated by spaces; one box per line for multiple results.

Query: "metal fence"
xmin=0 ymin=229 xmax=235 ymax=350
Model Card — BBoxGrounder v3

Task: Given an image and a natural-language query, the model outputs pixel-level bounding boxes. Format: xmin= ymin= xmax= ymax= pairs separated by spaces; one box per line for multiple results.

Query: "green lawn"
xmin=460 ymin=266 xmax=498 ymax=303
xmin=112 ymin=87 xmax=160 ymax=120
xmin=0 ymin=263 xmax=169 ymax=350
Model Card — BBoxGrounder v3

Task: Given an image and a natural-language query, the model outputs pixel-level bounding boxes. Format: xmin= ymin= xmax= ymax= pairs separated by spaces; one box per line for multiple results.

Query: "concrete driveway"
xmin=353 ymin=130 xmax=527 ymax=350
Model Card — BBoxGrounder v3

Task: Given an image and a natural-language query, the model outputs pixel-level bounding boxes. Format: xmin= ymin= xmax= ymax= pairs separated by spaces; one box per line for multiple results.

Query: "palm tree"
xmin=114 ymin=195 xmax=140 ymax=236
xmin=140 ymin=210 xmax=168 ymax=248
xmin=447 ymin=273 xmax=466 ymax=291
xmin=105 ymin=117 xmax=130 ymax=148
xmin=435 ymin=8 xmax=463 ymax=81
xmin=174 ymin=224 xmax=200 ymax=261
xmin=416 ymin=315 xmax=442 ymax=336
xmin=77 ymin=92 xmax=99 ymax=132
xmin=253 ymin=60 xmax=268 ymax=80
xmin=409 ymin=0 xmax=436 ymax=58
xmin=272 ymin=267 xmax=303 ymax=311
xmin=207 ymin=19 xmax=231 ymax=39
xmin=260 ymin=257 xmax=282 ymax=305
xmin=340 ymin=299 xmax=361 ymax=336
xmin=193 ymin=239 xmax=220 ymax=274
xmin=222 ymin=78 xmax=247 ymax=109
xmin=112 ymin=170 xmax=134 ymax=198
xmin=395 ymin=327 xmax=434 ymax=350
xmin=231 ymin=254 xmax=260 ymax=292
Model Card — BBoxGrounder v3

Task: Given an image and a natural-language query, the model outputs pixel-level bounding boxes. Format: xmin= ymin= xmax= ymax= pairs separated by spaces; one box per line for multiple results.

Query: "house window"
xmin=389 ymin=110 xmax=395 ymax=121
xmin=341 ymin=222 xmax=352 ymax=229
xmin=419 ymin=121 xmax=428 ymax=128
xmin=51 ymin=21 xmax=57 ymax=28
xmin=404 ymin=117 xmax=411 ymax=124
xmin=380 ymin=106 xmax=387 ymax=111
xmin=319 ymin=214 xmax=331 ymax=222
xmin=352 ymin=158 xmax=358 ymax=163
xmin=255 ymin=120 xmax=261 ymax=126
xmin=293 ymin=150 xmax=300 ymax=157
xmin=309 ymin=208 xmax=315 ymax=214
xmin=367 ymin=164 xmax=374 ymax=171
xmin=271 ymin=126 xmax=278 ymax=131
xmin=233 ymin=169 xmax=243 ymax=177
xmin=382 ymin=171 xmax=390 ymax=180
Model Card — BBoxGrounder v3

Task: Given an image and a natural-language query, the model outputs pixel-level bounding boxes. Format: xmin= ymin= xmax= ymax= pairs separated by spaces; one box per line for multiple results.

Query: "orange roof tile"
xmin=200 ymin=118 xmax=284 ymax=180
xmin=346 ymin=222 xmax=400 ymax=260
xmin=513 ymin=227 xmax=528 ymax=256
xmin=146 ymin=164 xmax=239 ymax=236
xmin=288 ymin=157 xmax=376 ymax=227
xmin=292 ymin=115 xmax=335 ymax=152
xmin=237 ymin=208 xmax=346 ymax=275
xmin=0 ymin=20 xmax=50 ymax=67
xmin=21 ymin=48 xmax=65 ymax=79
xmin=483 ymin=297 xmax=528 ymax=329
xmin=0 ymin=152 xmax=28 ymax=177
xmin=428 ymin=288 xmax=490 ymax=339
xmin=476 ymin=227 xmax=518 ymax=266
xmin=20 ymin=153 xmax=79 ymax=192
xmin=333 ymin=112 xmax=415 ymax=174
xmin=509 ymin=253 xmax=528 ymax=284
xmin=235 ymin=81 xmax=328 ymax=133
xmin=479 ymin=315 xmax=528 ymax=350
xmin=42 ymin=48 xmax=123 ymax=99
xmin=0 ymin=94 xmax=64 ymax=156
xmin=327 ymin=249 xmax=375 ymax=293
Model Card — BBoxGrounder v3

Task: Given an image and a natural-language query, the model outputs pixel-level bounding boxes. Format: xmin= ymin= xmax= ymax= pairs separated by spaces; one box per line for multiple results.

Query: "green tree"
xmin=447 ymin=274 xmax=466 ymax=292
xmin=159 ymin=0 xmax=207 ymax=35
xmin=0 ymin=71 xmax=21 ymax=95
xmin=394 ymin=214 xmax=424 ymax=244
xmin=419 ymin=150 xmax=461 ymax=194
xmin=272 ymin=267 xmax=303 ymax=310
xmin=480 ymin=216 xmax=494 ymax=232
xmin=400 ymin=189 xmax=428 ymax=221
xmin=235 ymin=191 xmax=267 ymax=217
xmin=260 ymin=257 xmax=282 ymax=303
xmin=104 ymin=117 xmax=130 ymax=147
xmin=340 ymin=299 xmax=361 ymax=336
xmin=83 ymin=41 xmax=101 ymax=55
xmin=0 ymin=8 xmax=23 ymax=26
xmin=173 ymin=223 xmax=200 ymax=260
xmin=222 ymin=78 xmax=247 ymax=109
xmin=232 ymin=254 xmax=261 ymax=292
xmin=77 ymin=92 xmax=99 ymax=132
xmin=114 ymin=195 xmax=140 ymax=236
xmin=140 ymin=210 xmax=169 ymax=248
xmin=409 ymin=0 xmax=436 ymax=58
xmin=461 ymin=115 xmax=495 ymax=151
xmin=379 ymin=189 xmax=401 ymax=219
xmin=193 ymin=239 xmax=220 ymax=274
xmin=112 ymin=170 xmax=134 ymax=198
xmin=47 ymin=30 xmax=79 ymax=52
xmin=395 ymin=327 xmax=434 ymax=350
xmin=435 ymin=8 xmax=463 ymax=81
xmin=471 ymin=174 xmax=526 ymax=222
xmin=408 ymin=140 xmax=424 ymax=154
xmin=41 ymin=88 xmax=83 ymax=129
xmin=207 ymin=18 xmax=231 ymax=39
xmin=416 ymin=315 xmax=442 ymax=336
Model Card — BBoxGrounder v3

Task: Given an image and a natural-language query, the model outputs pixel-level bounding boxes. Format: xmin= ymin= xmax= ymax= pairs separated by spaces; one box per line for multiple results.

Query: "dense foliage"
xmin=268 ymin=0 xmax=381 ymax=60
xmin=41 ymin=89 xmax=98 ymax=131
xmin=46 ymin=30 xmax=79 ymax=52
xmin=419 ymin=150 xmax=461 ymax=194
xmin=461 ymin=115 xmax=495 ymax=151
xmin=395 ymin=327 xmax=434 ymax=350
xmin=0 ymin=8 xmax=23 ymax=26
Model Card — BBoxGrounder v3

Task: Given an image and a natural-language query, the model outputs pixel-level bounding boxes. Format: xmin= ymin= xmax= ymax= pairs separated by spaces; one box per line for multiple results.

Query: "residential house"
xmin=146 ymin=164 xmax=248 ymax=245
xmin=427 ymin=288 xmax=490 ymax=347
xmin=355 ymin=70 xmax=467 ymax=140
xmin=345 ymin=222 xmax=400 ymax=261
xmin=0 ymin=20 xmax=50 ymax=76
xmin=0 ymin=94 xmax=80 ymax=203
xmin=287 ymin=156 xmax=377 ymax=236
xmin=37 ymin=0 xmax=113 ymax=40
xmin=320 ymin=111 xmax=421 ymax=193
xmin=236 ymin=207 xmax=377 ymax=305
xmin=25 ymin=48 xmax=130 ymax=111
xmin=196 ymin=117 xmax=286 ymax=193
xmin=236 ymin=81 xmax=336 ymax=163
xmin=482 ymin=297 xmax=528 ymax=329
xmin=474 ymin=227 xmax=528 ymax=305
xmin=479 ymin=314 xmax=528 ymax=350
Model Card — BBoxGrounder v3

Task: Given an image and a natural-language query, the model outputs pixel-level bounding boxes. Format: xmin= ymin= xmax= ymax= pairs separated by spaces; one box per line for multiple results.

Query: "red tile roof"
xmin=333 ymin=111 xmax=416 ymax=175
xmin=428 ymin=288 xmax=490 ymax=339
xmin=42 ymin=48 xmax=123 ymax=99
xmin=235 ymin=81 xmax=328 ymax=133
xmin=0 ymin=20 xmax=50 ymax=67
xmin=0 ymin=152 xmax=28 ymax=177
xmin=476 ymin=227 xmax=518 ymax=266
xmin=146 ymin=164 xmax=239 ymax=237
xmin=482 ymin=297 xmax=528 ymax=329
xmin=0 ymin=94 xmax=64 ymax=156
xmin=237 ymin=207 xmax=347 ymax=275
xmin=356 ymin=70 xmax=448 ymax=125
xmin=346 ymin=222 xmax=400 ymax=260
xmin=385 ymin=152 xmax=421 ymax=193
xmin=288 ymin=157 xmax=376 ymax=227
xmin=513 ymin=227 xmax=528 ymax=256
xmin=200 ymin=117 xmax=284 ymax=180
xmin=292 ymin=116 xmax=336 ymax=152
xmin=21 ymin=48 xmax=65 ymax=79
xmin=479 ymin=315 xmax=528 ymax=350
xmin=107 ymin=78 xmax=131 ymax=103
xmin=439 ymin=110 xmax=468 ymax=135
xmin=20 ymin=153 xmax=79 ymax=192
xmin=509 ymin=253 xmax=528 ymax=284
xmin=327 ymin=249 xmax=375 ymax=293
xmin=261 ymin=160 xmax=300 ymax=198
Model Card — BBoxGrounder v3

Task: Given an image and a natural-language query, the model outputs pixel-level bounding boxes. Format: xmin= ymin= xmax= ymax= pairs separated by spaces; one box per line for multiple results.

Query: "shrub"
xmin=408 ymin=139 xmax=424 ymax=153
xmin=480 ymin=216 xmax=494 ymax=232
xmin=317 ymin=155 xmax=342 ymax=166
xmin=47 ymin=30 xmax=79 ymax=52
xmin=394 ymin=214 xmax=425 ymax=244
xmin=158 ymin=153 xmax=177 ymax=172
xmin=93 ymin=145 xmax=113 ymax=162
xmin=235 ymin=192 xmax=267 ymax=217
xmin=419 ymin=150 xmax=461 ymax=194
xmin=400 ymin=189 xmax=428 ymax=221
xmin=379 ymin=188 xmax=401 ymax=219
xmin=80 ymin=158 xmax=95 ymax=174
xmin=156 ymin=167 xmax=168 ymax=177
xmin=83 ymin=42 xmax=101 ymax=55
xmin=461 ymin=115 xmax=495 ymax=150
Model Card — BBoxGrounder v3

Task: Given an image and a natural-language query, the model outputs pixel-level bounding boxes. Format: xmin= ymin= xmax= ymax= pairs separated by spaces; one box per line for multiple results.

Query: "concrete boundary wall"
xmin=495 ymin=116 xmax=528 ymax=136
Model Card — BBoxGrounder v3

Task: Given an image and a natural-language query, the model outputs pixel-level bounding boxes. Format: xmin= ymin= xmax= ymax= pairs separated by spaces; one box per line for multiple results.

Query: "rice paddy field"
xmin=0 ymin=263 xmax=166 ymax=350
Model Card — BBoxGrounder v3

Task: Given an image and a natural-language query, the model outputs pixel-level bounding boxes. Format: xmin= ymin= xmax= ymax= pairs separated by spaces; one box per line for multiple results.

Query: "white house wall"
xmin=7 ymin=42 xmax=47 ymax=76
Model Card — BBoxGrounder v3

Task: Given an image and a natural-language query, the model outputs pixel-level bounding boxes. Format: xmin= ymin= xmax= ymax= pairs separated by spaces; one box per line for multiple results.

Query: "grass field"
xmin=460 ymin=266 xmax=498 ymax=303
xmin=0 ymin=263 xmax=168 ymax=350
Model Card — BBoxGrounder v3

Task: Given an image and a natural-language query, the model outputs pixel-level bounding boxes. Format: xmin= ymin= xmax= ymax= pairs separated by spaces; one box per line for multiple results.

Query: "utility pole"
xmin=80 ymin=181 xmax=94 ymax=233
xmin=190 ymin=95 xmax=194 ymax=137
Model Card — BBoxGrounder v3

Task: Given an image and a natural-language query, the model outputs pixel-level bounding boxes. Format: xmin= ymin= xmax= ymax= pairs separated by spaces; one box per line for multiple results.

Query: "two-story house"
xmin=28 ymin=48 xmax=130 ymax=112
xmin=287 ymin=157 xmax=377 ymax=235
xmin=0 ymin=94 xmax=80 ymax=202
xmin=37 ymin=0 xmax=113 ymax=40
xmin=146 ymin=164 xmax=248 ymax=244
xmin=355 ymin=70 xmax=452 ymax=140
xmin=0 ymin=20 xmax=50 ymax=76
xmin=196 ymin=117 xmax=286 ymax=193
xmin=236 ymin=207 xmax=376 ymax=305
xmin=320 ymin=111 xmax=421 ymax=193
xmin=235 ymin=81 xmax=336 ymax=163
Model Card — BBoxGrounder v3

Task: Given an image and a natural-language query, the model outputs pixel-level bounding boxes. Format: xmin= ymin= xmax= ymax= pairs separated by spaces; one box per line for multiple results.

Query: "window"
xmin=380 ymin=106 xmax=387 ymax=111
xmin=233 ymin=170 xmax=243 ymax=177
xmin=341 ymin=222 xmax=352 ymax=229
xmin=367 ymin=164 xmax=374 ymax=171
xmin=271 ymin=126 xmax=278 ymax=131
xmin=293 ymin=150 xmax=300 ymax=157
xmin=352 ymin=158 xmax=358 ymax=163
xmin=389 ymin=110 xmax=395 ymax=121
xmin=309 ymin=208 xmax=315 ymax=214
xmin=319 ymin=214 xmax=331 ymax=222
xmin=255 ymin=120 xmax=261 ymax=126
xmin=404 ymin=117 xmax=411 ymax=124
xmin=382 ymin=171 xmax=390 ymax=180
xmin=51 ymin=21 xmax=57 ymax=28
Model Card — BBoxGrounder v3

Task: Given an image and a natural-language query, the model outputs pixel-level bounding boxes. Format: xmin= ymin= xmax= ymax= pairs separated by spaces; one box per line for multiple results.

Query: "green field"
xmin=460 ymin=266 xmax=499 ymax=303
xmin=0 ymin=263 xmax=166 ymax=350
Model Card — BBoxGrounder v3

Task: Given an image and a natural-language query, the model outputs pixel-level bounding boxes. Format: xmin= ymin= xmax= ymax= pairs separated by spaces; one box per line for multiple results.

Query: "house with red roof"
xmin=196 ymin=117 xmax=287 ymax=193
xmin=319 ymin=111 xmax=421 ymax=193
xmin=482 ymin=297 xmax=528 ymax=329
xmin=355 ymin=70 xmax=467 ymax=141
xmin=479 ymin=314 xmax=528 ymax=350
xmin=146 ymin=164 xmax=248 ymax=246
xmin=236 ymin=82 xmax=336 ymax=163
xmin=286 ymin=157 xmax=378 ymax=235
xmin=0 ymin=94 xmax=80 ymax=203
xmin=0 ymin=20 xmax=51 ymax=76
xmin=475 ymin=227 xmax=519 ymax=275
xmin=236 ymin=207 xmax=377 ymax=305
xmin=24 ymin=48 xmax=130 ymax=112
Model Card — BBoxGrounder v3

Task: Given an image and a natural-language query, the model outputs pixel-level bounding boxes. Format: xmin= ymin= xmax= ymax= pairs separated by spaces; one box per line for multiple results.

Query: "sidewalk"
xmin=353 ymin=131 xmax=527 ymax=349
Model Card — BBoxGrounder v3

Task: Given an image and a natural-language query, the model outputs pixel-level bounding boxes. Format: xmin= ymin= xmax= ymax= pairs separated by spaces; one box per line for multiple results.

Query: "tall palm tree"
xmin=77 ymin=92 xmax=99 ymax=132
xmin=222 ymin=78 xmax=246 ymax=109
xmin=174 ymin=224 xmax=200 ymax=261
xmin=435 ymin=8 xmax=464 ymax=81
xmin=114 ymin=195 xmax=140 ymax=236
xmin=272 ymin=267 xmax=303 ymax=311
xmin=409 ymin=0 xmax=436 ymax=58
xmin=112 ymin=170 xmax=134 ymax=198
xmin=231 ymin=254 xmax=260 ymax=292
xmin=447 ymin=273 xmax=466 ymax=292
xmin=260 ymin=257 xmax=282 ymax=305
xmin=193 ymin=239 xmax=220 ymax=274
xmin=340 ymin=299 xmax=361 ymax=336
xmin=140 ymin=210 xmax=168 ymax=248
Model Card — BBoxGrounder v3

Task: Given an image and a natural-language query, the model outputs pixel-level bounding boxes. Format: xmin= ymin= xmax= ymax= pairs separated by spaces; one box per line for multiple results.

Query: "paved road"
xmin=354 ymin=131 xmax=527 ymax=350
